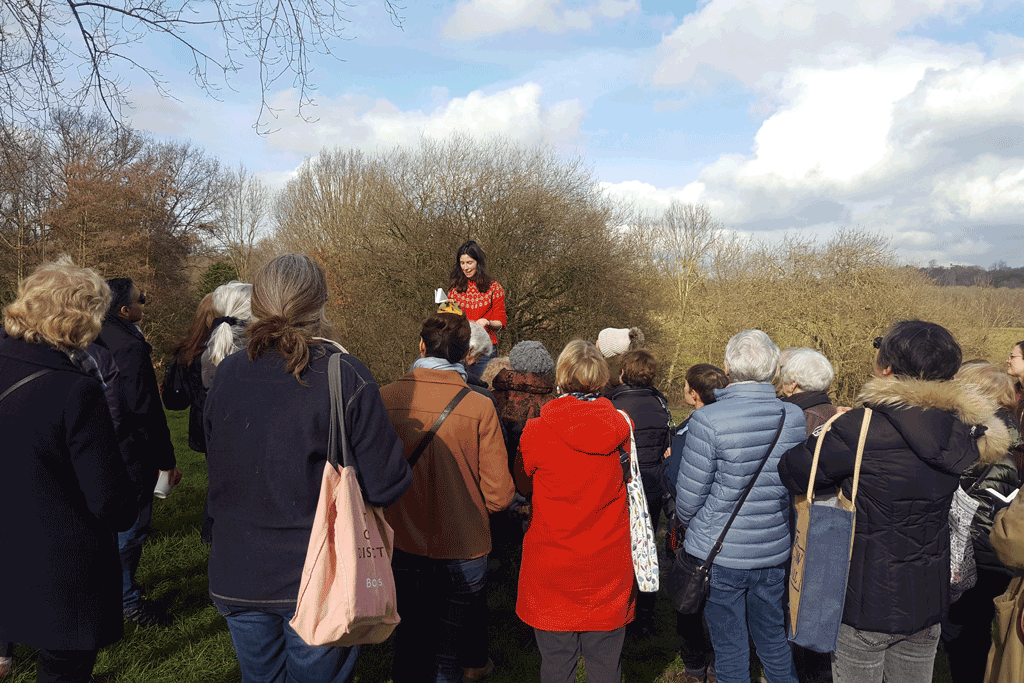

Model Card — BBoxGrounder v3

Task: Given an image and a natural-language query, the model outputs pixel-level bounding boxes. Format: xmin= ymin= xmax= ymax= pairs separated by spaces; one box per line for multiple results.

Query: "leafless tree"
xmin=214 ymin=164 xmax=271 ymax=281
xmin=0 ymin=0 xmax=404 ymax=130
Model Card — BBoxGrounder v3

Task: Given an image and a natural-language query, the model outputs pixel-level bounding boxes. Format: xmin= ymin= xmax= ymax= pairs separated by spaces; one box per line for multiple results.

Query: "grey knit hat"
xmin=510 ymin=340 xmax=555 ymax=374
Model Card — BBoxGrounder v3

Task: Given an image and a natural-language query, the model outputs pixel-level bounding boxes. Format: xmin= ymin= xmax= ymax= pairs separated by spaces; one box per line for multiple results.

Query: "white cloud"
xmin=442 ymin=0 xmax=639 ymax=40
xmin=627 ymin=48 xmax=1024 ymax=265
xmin=653 ymin=0 xmax=983 ymax=89
xmin=263 ymin=83 xmax=586 ymax=156
xmin=598 ymin=179 xmax=705 ymax=212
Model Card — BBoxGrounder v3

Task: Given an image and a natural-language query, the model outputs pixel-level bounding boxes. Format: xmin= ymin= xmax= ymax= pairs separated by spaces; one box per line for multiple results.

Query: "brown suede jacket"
xmin=381 ymin=367 xmax=515 ymax=560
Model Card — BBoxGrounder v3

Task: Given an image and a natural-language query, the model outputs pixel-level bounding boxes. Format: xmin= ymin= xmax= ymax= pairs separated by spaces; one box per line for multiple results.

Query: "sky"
xmin=123 ymin=0 xmax=1024 ymax=268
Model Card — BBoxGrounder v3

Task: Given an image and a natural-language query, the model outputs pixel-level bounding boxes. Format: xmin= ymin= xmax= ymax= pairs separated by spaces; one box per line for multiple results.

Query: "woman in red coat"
xmin=448 ymin=241 xmax=505 ymax=380
xmin=517 ymin=339 xmax=635 ymax=683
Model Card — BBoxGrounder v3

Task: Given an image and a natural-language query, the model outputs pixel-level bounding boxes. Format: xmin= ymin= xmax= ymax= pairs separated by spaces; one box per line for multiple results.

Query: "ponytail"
xmin=247 ymin=255 xmax=330 ymax=383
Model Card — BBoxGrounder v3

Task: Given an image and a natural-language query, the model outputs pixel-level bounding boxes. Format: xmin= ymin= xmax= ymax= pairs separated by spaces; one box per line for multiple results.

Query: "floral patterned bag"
xmin=617 ymin=410 xmax=660 ymax=592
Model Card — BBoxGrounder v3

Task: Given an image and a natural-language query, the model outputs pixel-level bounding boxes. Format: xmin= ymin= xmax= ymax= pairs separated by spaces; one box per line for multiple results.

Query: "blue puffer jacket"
xmin=675 ymin=382 xmax=806 ymax=569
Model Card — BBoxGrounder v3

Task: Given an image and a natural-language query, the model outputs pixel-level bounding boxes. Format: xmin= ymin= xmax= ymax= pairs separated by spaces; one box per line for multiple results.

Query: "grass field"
xmin=5 ymin=408 xmax=957 ymax=682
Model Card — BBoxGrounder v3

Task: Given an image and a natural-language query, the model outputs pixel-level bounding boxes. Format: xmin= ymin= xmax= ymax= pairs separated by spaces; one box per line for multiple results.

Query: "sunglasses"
xmin=137 ymin=293 xmax=147 ymax=305
xmin=873 ymin=337 xmax=882 ymax=349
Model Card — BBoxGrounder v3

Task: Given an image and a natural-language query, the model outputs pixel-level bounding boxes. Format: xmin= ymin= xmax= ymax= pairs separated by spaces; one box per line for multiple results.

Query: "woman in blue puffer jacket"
xmin=676 ymin=330 xmax=806 ymax=683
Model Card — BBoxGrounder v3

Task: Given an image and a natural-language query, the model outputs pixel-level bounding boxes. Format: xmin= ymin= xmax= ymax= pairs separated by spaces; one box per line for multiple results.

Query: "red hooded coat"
xmin=516 ymin=395 xmax=636 ymax=631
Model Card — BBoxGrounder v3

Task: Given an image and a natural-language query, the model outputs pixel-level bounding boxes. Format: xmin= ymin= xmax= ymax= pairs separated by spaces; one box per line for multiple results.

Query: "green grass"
xmin=5 ymin=409 xmax=955 ymax=682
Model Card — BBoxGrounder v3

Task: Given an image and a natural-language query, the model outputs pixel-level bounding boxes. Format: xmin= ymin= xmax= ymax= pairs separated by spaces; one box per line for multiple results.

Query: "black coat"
xmin=779 ymin=376 xmax=1007 ymax=635
xmin=161 ymin=355 xmax=207 ymax=453
xmin=93 ymin=315 xmax=175 ymax=495
xmin=0 ymin=335 xmax=137 ymax=650
xmin=204 ymin=345 xmax=411 ymax=609
xmin=607 ymin=383 xmax=672 ymax=471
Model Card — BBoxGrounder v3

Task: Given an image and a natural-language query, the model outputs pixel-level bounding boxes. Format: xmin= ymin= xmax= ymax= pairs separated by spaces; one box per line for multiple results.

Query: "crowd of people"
xmin=2 ymin=242 xmax=1024 ymax=683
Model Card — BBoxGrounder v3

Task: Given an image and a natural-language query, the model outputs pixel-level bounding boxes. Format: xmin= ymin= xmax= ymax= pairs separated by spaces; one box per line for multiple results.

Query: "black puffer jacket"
xmin=607 ymin=383 xmax=672 ymax=471
xmin=780 ymin=376 xmax=1009 ymax=635
xmin=959 ymin=408 xmax=1021 ymax=574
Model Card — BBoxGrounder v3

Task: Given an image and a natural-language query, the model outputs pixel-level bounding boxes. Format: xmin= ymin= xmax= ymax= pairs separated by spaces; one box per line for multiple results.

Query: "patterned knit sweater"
xmin=449 ymin=280 xmax=506 ymax=345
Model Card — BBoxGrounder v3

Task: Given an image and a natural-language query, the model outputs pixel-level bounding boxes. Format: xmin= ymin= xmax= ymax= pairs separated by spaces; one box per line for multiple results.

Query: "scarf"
xmin=563 ymin=391 xmax=602 ymax=402
xmin=412 ymin=356 xmax=467 ymax=381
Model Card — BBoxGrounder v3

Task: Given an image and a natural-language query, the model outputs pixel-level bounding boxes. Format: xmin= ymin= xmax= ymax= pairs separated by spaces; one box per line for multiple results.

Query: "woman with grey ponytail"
xmin=200 ymin=281 xmax=252 ymax=388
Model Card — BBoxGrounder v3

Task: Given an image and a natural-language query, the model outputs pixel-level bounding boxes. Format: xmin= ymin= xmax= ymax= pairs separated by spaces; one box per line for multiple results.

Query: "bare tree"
xmin=637 ymin=201 xmax=724 ymax=387
xmin=214 ymin=164 xmax=271 ymax=281
xmin=0 ymin=0 xmax=404 ymax=130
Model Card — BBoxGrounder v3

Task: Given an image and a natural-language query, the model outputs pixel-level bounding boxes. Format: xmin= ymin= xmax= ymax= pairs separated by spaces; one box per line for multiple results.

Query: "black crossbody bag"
xmin=668 ymin=408 xmax=786 ymax=614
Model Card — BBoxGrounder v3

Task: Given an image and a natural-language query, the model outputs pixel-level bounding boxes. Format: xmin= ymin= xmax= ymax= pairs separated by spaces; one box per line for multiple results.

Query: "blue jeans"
xmin=118 ymin=496 xmax=153 ymax=610
xmin=704 ymin=564 xmax=797 ymax=683
xmin=216 ymin=605 xmax=359 ymax=683
xmin=391 ymin=550 xmax=489 ymax=683
xmin=832 ymin=622 xmax=940 ymax=683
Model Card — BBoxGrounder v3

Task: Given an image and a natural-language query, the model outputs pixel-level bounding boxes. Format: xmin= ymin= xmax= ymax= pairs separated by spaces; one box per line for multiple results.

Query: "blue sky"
xmin=125 ymin=0 xmax=1024 ymax=268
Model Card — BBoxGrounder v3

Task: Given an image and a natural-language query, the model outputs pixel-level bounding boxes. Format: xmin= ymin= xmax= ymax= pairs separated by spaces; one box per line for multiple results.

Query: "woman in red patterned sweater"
xmin=448 ymin=241 xmax=506 ymax=379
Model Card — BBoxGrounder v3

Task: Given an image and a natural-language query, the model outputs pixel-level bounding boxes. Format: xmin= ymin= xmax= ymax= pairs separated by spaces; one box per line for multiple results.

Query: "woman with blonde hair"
xmin=0 ymin=261 xmax=137 ymax=683
xmin=204 ymin=254 xmax=411 ymax=682
xmin=517 ymin=339 xmax=635 ymax=683
xmin=941 ymin=361 xmax=1021 ymax=683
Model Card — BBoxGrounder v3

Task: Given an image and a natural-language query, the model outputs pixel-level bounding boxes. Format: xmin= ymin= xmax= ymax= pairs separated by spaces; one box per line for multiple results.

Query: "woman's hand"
xmin=476 ymin=318 xmax=490 ymax=328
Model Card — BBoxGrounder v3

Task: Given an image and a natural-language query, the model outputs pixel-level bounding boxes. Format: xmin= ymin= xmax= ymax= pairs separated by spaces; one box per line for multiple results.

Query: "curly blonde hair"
xmin=3 ymin=261 xmax=111 ymax=350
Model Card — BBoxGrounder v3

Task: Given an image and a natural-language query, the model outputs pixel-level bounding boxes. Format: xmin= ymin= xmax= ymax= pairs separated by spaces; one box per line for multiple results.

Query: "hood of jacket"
xmin=858 ymin=376 xmax=1011 ymax=467
xmin=492 ymin=368 xmax=554 ymax=396
xmin=538 ymin=394 xmax=629 ymax=455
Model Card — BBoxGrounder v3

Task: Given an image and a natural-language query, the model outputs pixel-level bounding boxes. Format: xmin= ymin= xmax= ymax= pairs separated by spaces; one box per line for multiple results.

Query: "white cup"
xmin=154 ymin=470 xmax=174 ymax=499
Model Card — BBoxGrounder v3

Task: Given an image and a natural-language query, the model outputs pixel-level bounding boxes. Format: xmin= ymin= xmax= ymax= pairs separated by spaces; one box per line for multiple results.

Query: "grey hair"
xmin=779 ymin=347 xmax=834 ymax=392
xmin=201 ymin=281 xmax=253 ymax=387
xmin=724 ymin=329 xmax=780 ymax=383
xmin=467 ymin=322 xmax=493 ymax=360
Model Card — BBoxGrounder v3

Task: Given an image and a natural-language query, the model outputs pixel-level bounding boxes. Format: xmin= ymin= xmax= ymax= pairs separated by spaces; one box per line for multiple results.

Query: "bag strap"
xmin=0 ymin=368 xmax=54 ymax=405
xmin=966 ymin=463 xmax=997 ymax=495
xmin=616 ymin=409 xmax=637 ymax=483
xmin=407 ymin=387 xmax=471 ymax=469
xmin=808 ymin=407 xmax=872 ymax=504
xmin=848 ymin=408 xmax=872 ymax=503
xmin=703 ymin=407 xmax=788 ymax=566
xmin=327 ymin=352 xmax=354 ymax=470
xmin=807 ymin=411 xmax=845 ymax=502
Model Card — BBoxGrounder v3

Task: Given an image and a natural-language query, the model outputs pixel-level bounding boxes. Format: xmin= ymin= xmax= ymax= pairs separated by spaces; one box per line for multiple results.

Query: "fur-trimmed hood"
xmin=857 ymin=376 xmax=1011 ymax=466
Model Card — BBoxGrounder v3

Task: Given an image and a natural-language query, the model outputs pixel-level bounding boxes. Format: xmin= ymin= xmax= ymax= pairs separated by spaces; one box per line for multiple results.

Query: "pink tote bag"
xmin=289 ymin=353 xmax=400 ymax=646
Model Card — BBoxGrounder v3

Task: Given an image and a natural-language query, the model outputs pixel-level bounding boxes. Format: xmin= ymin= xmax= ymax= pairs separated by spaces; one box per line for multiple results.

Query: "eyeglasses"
xmin=1009 ymin=354 xmax=1022 ymax=361
xmin=873 ymin=337 xmax=883 ymax=349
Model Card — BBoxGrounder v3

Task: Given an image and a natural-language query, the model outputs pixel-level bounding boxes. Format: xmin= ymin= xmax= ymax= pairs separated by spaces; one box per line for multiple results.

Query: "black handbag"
xmin=667 ymin=409 xmax=787 ymax=614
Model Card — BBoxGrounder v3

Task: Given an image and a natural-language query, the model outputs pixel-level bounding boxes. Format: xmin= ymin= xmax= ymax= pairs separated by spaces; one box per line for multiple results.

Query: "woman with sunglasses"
xmin=780 ymin=321 xmax=1008 ymax=683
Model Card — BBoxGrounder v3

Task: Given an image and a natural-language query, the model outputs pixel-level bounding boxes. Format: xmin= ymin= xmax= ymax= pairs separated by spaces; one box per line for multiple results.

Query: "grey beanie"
xmin=510 ymin=340 xmax=555 ymax=374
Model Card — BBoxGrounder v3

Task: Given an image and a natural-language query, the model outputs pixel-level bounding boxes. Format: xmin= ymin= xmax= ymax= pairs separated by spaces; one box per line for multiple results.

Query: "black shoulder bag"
xmin=668 ymin=408 xmax=787 ymax=614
